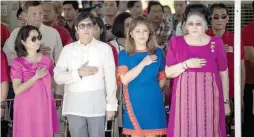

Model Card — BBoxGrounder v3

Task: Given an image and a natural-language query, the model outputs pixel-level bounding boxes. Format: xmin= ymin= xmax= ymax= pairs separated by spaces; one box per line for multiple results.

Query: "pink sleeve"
xmin=47 ymin=56 xmax=54 ymax=76
xmin=216 ymin=37 xmax=228 ymax=71
xmin=166 ymin=36 xmax=178 ymax=67
xmin=10 ymin=59 xmax=22 ymax=80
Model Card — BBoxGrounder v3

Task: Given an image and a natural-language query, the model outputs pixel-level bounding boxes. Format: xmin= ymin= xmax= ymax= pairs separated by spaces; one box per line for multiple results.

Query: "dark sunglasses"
xmin=105 ymin=24 xmax=112 ymax=30
xmin=31 ymin=35 xmax=42 ymax=42
xmin=212 ymin=14 xmax=227 ymax=20
xmin=78 ymin=23 xmax=94 ymax=29
xmin=91 ymin=3 xmax=103 ymax=8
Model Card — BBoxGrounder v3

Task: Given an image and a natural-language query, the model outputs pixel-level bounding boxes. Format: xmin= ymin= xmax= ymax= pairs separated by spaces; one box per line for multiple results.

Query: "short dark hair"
xmin=127 ymin=1 xmax=141 ymax=9
xmin=23 ymin=1 xmax=41 ymax=13
xmin=210 ymin=3 xmax=229 ymax=15
xmin=89 ymin=1 xmax=104 ymax=6
xmin=183 ymin=4 xmax=210 ymax=24
xmin=15 ymin=25 xmax=41 ymax=57
xmin=148 ymin=1 xmax=164 ymax=14
xmin=103 ymin=0 xmax=120 ymax=7
xmin=75 ymin=12 xmax=96 ymax=27
xmin=94 ymin=17 xmax=107 ymax=42
xmin=63 ymin=1 xmax=79 ymax=10
xmin=16 ymin=8 xmax=23 ymax=19
xmin=112 ymin=12 xmax=132 ymax=38
xmin=163 ymin=5 xmax=171 ymax=11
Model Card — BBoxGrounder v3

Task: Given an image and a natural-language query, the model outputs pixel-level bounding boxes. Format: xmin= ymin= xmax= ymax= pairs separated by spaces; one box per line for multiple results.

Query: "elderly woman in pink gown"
xmin=10 ymin=25 xmax=59 ymax=137
xmin=165 ymin=4 xmax=230 ymax=137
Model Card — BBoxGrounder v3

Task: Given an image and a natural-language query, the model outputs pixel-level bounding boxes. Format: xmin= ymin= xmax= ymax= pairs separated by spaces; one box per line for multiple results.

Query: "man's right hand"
xmin=78 ymin=66 xmax=99 ymax=77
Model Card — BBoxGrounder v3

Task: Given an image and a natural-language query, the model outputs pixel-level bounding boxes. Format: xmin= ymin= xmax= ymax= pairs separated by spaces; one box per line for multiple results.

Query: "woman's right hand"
xmin=35 ymin=67 xmax=48 ymax=79
xmin=141 ymin=55 xmax=157 ymax=67
xmin=185 ymin=58 xmax=206 ymax=68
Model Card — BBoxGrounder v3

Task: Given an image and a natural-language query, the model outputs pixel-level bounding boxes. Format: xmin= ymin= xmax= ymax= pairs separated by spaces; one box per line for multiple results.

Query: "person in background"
xmin=93 ymin=17 xmax=118 ymax=66
xmin=1 ymin=50 xmax=9 ymax=118
xmin=1 ymin=24 xmax=10 ymax=48
xmin=63 ymin=1 xmax=79 ymax=41
xmin=90 ymin=0 xmax=104 ymax=18
xmin=102 ymin=0 xmax=119 ymax=42
xmin=42 ymin=2 xmax=73 ymax=47
xmin=242 ymin=1 xmax=254 ymax=136
xmin=127 ymin=0 xmax=143 ymax=17
xmin=117 ymin=16 xmax=167 ymax=137
xmin=163 ymin=5 xmax=172 ymax=22
xmin=207 ymin=3 xmax=246 ymax=136
xmin=148 ymin=1 xmax=172 ymax=52
xmin=11 ymin=25 xmax=59 ymax=137
xmin=165 ymin=4 xmax=230 ymax=137
xmin=4 ymin=1 xmax=63 ymax=66
xmin=173 ymin=0 xmax=187 ymax=35
xmin=16 ymin=8 xmax=26 ymax=26
xmin=54 ymin=12 xmax=117 ymax=137
xmin=118 ymin=1 xmax=128 ymax=15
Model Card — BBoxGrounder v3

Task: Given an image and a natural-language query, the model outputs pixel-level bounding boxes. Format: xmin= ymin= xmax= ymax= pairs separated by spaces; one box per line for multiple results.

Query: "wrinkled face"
xmin=185 ymin=14 xmax=207 ymax=37
xmin=42 ymin=3 xmax=57 ymax=23
xmin=130 ymin=23 xmax=150 ymax=45
xmin=24 ymin=5 xmax=43 ymax=28
xmin=103 ymin=1 xmax=118 ymax=16
xmin=129 ymin=2 xmax=143 ymax=17
xmin=63 ymin=4 xmax=77 ymax=21
xmin=211 ymin=8 xmax=229 ymax=30
xmin=75 ymin=18 xmax=94 ymax=41
xmin=22 ymin=30 xmax=41 ymax=51
xmin=149 ymin=5 xmax=163 ymax=24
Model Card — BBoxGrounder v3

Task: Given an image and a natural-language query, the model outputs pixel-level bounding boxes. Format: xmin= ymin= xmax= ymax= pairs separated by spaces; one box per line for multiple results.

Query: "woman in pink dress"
xmin=10 ymin=25 xmax=59 ymax=137
xmin=165 ymin=4 xmax=230 ymax=137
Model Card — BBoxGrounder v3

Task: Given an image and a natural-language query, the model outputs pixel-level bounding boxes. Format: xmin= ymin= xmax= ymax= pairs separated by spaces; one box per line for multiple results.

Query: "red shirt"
xmin=1 ymin=50 xmax=10 ymax=82
xmin=242 ymin=21 xmax=254 ymax=84
xmin=1 ymin=24 xmax=10 ymax=48
xmin=53 ymin=24 xmax=73 ymax=46
xmin=207 ymin=29 xmax=245 ymax=98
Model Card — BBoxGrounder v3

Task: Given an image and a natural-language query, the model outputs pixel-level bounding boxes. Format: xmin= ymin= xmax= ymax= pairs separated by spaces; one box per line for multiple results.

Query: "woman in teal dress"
xmin=117 ymin=16 xmax=167 ymax=137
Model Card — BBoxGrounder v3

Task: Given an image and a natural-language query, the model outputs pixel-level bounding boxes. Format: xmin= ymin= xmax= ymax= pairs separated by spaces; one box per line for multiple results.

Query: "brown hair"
xmin=125 ymin=16 xmax=157 ymax=55
xmin=23 ymin=1 xmax=41 ymax=13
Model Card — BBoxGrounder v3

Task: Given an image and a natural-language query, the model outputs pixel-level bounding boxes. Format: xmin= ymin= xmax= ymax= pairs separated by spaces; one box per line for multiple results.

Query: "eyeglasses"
xmin=186 ymin=22 xmax=203 ymax=27
xmin=91 ymin=3 xmax=103 ymax=9
xmin=212 ymin=14 xmax=227 ymax=20
xmin=78 ymin=23 xmax=94 ymax=29
xmin=31 ymin=35 xmax=42 ymax=42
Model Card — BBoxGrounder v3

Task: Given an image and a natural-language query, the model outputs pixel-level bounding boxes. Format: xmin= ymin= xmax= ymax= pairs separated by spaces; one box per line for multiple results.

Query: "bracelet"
xmin=183 ymin=61 xmax=188 ymax=69
xmin=224 ymin=99 xmax=230 ymax=104
xmin=181 ymin=62 xmax=186 ymax=70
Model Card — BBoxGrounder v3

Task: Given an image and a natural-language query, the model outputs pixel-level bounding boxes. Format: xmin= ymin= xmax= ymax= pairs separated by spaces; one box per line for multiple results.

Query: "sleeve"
xmin=216 ymin=37 xmax=228 ymax=71
xmin=166 ymin=36 xmax=178 ymax=67
xmin=1 ymin=24 xmax=10 ymax=48
xmin=53 ymin=31 xmax=63 ymax=63
xmin=54 ymin=47 xmax=81 ymax=85
xmin=1 ymin=50 xmax=10 ymax=82
xmin=240 ymin=40 xmax=245 ymax=60
xmin=10 ymin=59 xmax=22 ymax=80
xmin=241 ymin=25 xmax=253 ymax=47
xmin=103 ymin=46 xmax=118 ymax=111
xmin=117 ymin=51 xmax=129 ymax=84
xmin=158 ymin=48 xmax=166 ymax=80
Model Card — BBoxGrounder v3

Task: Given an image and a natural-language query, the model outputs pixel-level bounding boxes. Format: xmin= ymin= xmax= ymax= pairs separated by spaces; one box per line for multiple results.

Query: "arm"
xmin=53 ymin=31 xmax=63 ymax=63
xmin=220 ymin=69 xmax=229 ymax=101
xmin=120 ymin=63 xmax=145 ymax=85
xmin=159 ymin=79 xmax=166 ymax=89
xmin=165 ymin=62 xmax=186 ymax=78
xmin=54 ymin=47 xmax=81 ymax=85
xmin=244 ymin=46 xmax=254 ymax=64
xmin=12 ymin=76 xmax=38 ymax=95
xmin=1 ymin=82 xmax=9 ymax=101
xmin=104 ymin=47 xmax=118 ymax=111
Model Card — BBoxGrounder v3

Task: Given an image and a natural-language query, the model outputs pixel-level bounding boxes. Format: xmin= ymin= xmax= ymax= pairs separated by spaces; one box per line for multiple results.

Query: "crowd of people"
xmin=1 ymin=0 xmax=254 ymax=137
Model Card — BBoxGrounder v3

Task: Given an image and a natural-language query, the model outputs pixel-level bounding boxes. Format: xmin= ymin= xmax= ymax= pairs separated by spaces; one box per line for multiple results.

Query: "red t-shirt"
xmin=1 ymin=50 xmax=10 ymax=83
xmin=241 ymin=21 xmax=254 ymax=84
xmin=53 ymin=24 xmax=73 ymax=46
xmin=1 ymin=24 xmax=10 ymax=48
xmin=206 ymin=29 xmax=245 ymax=98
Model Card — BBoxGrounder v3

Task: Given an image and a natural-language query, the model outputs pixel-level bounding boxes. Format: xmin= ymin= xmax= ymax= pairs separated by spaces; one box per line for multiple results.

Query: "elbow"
xmin=121 ymin=79 xmax=129 ymax=86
